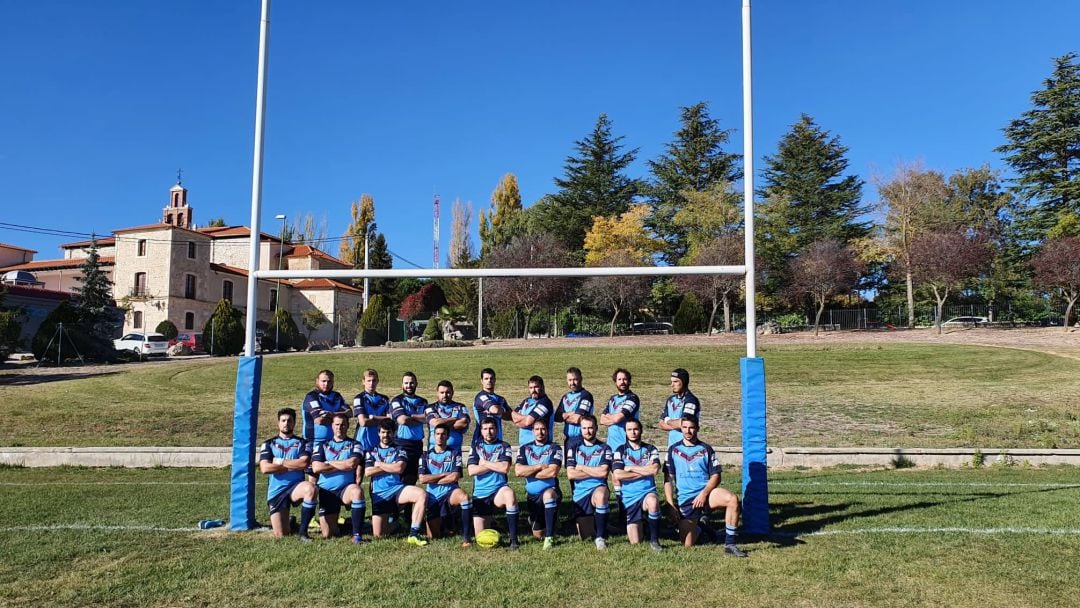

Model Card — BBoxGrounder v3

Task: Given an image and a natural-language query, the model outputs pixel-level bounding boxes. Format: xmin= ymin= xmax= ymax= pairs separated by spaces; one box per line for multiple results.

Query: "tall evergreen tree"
xmin=647 ymin=102 xmax=741 ymax=264
xmin=73 ymin=237 xmax=116 ymax=357
xmin=479 ymin=173 xmax=526 ymax=259
xmin=757 ymin=114 xmax=868 ymax=296
xmin=997 ymin=52 xmax=1080 ymax=243
xmin=538 ymin=113 xmax=643 ymax=254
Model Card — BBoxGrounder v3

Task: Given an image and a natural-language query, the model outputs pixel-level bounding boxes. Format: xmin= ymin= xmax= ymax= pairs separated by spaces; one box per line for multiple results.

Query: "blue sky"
xmin=1 ymin=1 xmax=1077 ymax=267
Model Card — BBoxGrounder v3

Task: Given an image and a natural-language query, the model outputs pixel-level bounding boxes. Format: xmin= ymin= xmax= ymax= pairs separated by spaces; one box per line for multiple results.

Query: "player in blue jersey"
xmin=301 ymin=369 xmax=351 ymax=454
xmin=472 ymin=368 xmax=509 ymax=444
xmin=258 ymin=407 xmax=317 ymax=542
xmin=555 ymin=367 xmax=594 ymax=442
xmin=390 ymin=371 xmax=428 ymax=485
xmin=310 ymin=413 xmax=367 ymax=543
xmin=418 ymin=422 xmax=474 ymax=546
xmin=365 ymin=418 xmax=429 ymax=546
xmin=612 ymin=418 xmax=663 ymax=552
xmin=468 ymin=416 xmax=520 ymax=549
xmin=510 ymin=375 xmax=554 ymax=447
xmin=658 ymin=368 xmax=701 ymax=448
xmin=352 ymin=368 xmax=392 ymax=455
xmin=425 ymin=380 xmax=470 ymax=450
xmin=663 ymin=416 xmax=747 ymax=557
xmin=514 ymin=419 xmax=563 ymax=549
xmin=565 ymin=414 xmax=613 ymax=550
xmin=600 ymin=367 xmax=640 ymax=526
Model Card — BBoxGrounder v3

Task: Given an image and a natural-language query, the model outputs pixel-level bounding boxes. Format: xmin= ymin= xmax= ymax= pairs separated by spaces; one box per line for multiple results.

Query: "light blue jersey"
xmin=366 ymin=445 xmax=406 ymax=501
xmin=420 ymin=447 xmax=463 ymax=501
xmin=472 ymin=391 xmax=508 ymax=444
xmin=515 ymin=441 xmax=562 ymax=496
xmin=603 ymin=391 xmax=640 ymax=451
xmin=664 ymin=441 xmax=720 ymax=503
xmin=425 ymin=400 xmax=470 ymax=449
xmin=565 ymin=439 xmax=612 ymax=502
xmin=258 ymin=435 xmax=310 ymax=500
xmin=612 ymin=442 xmax=660 ymax=505
xmin=390 ymin=393 xmax=428 ymax=443
xmin=660 ymin=390 xmax=701 ymax=447
xmin=514 ymin=395 xmax=554 ymax=446
xmin=556 ymin=389 xmax=594 ymax=440
xmin=468 ymin=440 xmax=512 ymax=498
xmin=352 ymin=391 xmax=391 ymax=452
xmin=311 ymin=438 xmax=363 ymax=492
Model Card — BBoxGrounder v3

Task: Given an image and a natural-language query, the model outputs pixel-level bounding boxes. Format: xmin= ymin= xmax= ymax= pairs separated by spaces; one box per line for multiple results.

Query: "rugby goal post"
xmin=230 ymin=0 xmax=768 ymax=536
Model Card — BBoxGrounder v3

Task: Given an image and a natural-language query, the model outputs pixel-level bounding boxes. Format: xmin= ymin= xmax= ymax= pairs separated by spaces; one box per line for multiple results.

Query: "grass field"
xmin=2 ymin=342 xmax=1079 ymax=448
xmin=1 ymin=464 xmax=1077 ymax=607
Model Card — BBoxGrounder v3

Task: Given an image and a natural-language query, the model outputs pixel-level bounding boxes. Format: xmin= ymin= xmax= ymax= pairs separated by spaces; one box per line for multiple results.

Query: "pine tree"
xmin=539 ymin=114 xmax=643 ymax=253
xmin=647 ymin=102 xmax=741 ymax=264
xmin=997 ymin=52 xmax=1080 ymax=243
xmin=72 ymin=237 xmax=116 ymax=359
xmin=757 ymin=114 xmax=868 ymax=296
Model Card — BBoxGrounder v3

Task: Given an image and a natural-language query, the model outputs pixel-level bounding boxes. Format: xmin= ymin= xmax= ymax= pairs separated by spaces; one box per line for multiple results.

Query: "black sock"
xmin=299 ymin=500 xmax=317 ymax=536
xmin=647 ymin=510 xmax=660 ymax=543
xmin=461 ymin=501 xmax=474 ymax=541
xmin=594 ymin=504 xmax=609 ymax=540
xmin=506 ymin=506 xmax=519 ymax=543
xmin=544 ymin=499 xmax=558 ymax=538
xmin=351 ymin=500 xmax=365 ymax=537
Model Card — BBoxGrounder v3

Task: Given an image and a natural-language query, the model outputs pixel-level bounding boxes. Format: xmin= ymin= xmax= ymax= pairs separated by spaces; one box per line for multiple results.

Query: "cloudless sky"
xmin=1 ymin=1 xmax=1077 ymax=267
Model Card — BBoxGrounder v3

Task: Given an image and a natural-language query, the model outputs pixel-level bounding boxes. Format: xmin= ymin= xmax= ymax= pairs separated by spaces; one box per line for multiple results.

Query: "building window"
xmin=187 ymin=241 xmax=196 ymax=259
xmin=269 ymin=288 xmax=278 ymax=311
xmin=133 ymin=311 xmax=143 ymax=329
xmin=184 ymin=312 xmax=195 ymax=330
xmin=133 ymin=272 xmax=147 ymax=296
xmin=185 ymin=274 xmax=197 ymax=299
xmin=222 ymin=280 xmax=234 ymax=303
xmin=137 ymin=239 xmax=147 ymax=256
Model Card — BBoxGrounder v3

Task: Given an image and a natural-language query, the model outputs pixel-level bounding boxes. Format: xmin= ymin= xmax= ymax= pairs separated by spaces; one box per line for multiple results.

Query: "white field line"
xmin=786 ymin=527 xmax=1080 ymax=537
xmin=770 ymin=481 xmax=1080 ymax=489
xmin=0 ymin=481 xmax=224 ymax=486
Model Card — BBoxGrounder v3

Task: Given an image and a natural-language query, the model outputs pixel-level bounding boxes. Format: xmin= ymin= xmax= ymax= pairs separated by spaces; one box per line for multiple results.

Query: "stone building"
xmin=0 ymin=182 xmax=364 ymax=346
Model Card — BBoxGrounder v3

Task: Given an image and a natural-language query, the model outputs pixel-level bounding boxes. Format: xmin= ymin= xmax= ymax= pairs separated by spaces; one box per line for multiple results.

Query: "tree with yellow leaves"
xmin=582 ymin=204 xmax=660 ymax=267
xmin=339 ymin=194 xmax=376 ymax=266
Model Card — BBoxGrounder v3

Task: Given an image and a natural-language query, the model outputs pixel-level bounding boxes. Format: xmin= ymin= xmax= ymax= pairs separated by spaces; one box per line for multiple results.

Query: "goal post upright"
xmin=740 ymin=0 xmax=770 ymax=536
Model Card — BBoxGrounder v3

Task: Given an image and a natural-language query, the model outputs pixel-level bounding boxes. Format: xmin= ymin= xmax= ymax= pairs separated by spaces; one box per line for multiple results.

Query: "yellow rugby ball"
xmin=475 ymin=528 xmax=501 ymax=549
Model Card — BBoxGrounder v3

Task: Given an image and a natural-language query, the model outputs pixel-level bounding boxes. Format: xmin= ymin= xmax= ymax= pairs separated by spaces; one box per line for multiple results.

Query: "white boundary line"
xmin=0 ymin=481 xmax=224 ymax=486
xmin=789 ymin=527 xmax=1080 ymax=537
xmin=770 ymin=481 xmax=1080 ymax=489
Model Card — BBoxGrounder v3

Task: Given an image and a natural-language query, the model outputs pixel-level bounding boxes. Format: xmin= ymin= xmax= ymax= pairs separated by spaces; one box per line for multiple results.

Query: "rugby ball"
xmin=475 ymin=528 xmax=501 ymax=549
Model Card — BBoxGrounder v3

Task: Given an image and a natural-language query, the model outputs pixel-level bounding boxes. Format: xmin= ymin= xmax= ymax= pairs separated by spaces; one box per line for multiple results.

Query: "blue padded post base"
xmin=230 ymin=356 xmax=263 ymax=531
xmin=740 ymin=356 xmax=770 ymax=534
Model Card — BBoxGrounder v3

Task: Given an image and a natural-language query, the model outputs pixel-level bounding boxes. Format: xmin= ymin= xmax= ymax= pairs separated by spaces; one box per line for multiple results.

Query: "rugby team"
xmin=259 ymin=366 xmax=747 ymax=557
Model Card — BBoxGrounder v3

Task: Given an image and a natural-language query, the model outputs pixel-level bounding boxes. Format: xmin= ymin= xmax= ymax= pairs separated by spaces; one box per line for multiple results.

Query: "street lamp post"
xmin=274 ymin=213 xmax=286 ymax=350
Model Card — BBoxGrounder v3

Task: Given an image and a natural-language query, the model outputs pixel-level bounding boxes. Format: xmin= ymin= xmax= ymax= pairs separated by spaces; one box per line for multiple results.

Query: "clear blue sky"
xmin=1 ymin=1 xmax=1077 ymax=267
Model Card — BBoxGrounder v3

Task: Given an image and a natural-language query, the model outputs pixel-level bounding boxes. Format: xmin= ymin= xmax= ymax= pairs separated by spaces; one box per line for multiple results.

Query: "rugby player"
xmin=471 ymin=368 xmax=509 ymax=444
xmin=565 ymin=414 xmax=613 ymax=550
xmin=352 ymin=368 xmax=392 ymax=454
xmin=390 ymin=371 xmax=428 ymax=485
xmin=310 ymin=413 xmax=366 ymax=542
xmin=657 ymin=368 xmax=701 ymax=448
xmin=612 ymin=418 xmax=663 ymax=551
xmin=425 ymin=380 xmax=470 ymax=450
xmin=663 ymin=416 xmax=747 ymax=557
xmin=418 ymin=422 xmax=473 ymax=545
xmin=468 ymin=416 xmax=520 ymax=549
xmin=514 ymin=419 xmax=563 ymax=549
xmin=365 ymin=418 xmax=429 ymax=546
xmin=600 ymin=367 xmax=640 ymax=525
xmin=555 ymin=367 xmax=594 ymax=442
xmin=258 ymin=407 xmax=317 ymax=541
xmin=510 ymin=375 xmax=554 ymax=447
xmin=301 ymin=369 xmax=350 ymax=453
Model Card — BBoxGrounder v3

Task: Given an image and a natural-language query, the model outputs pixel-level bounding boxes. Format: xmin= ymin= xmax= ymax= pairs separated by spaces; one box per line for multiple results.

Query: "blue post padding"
xmin=230 ymin=356 xmax=263 ymax=531
xmin=740 ymin=357 xmax=770 ymax=534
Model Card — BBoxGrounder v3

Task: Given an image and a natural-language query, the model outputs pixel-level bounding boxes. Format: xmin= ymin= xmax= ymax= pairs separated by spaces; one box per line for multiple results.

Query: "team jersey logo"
xmin=427 ymin=451 xmax=455 ymax=473
xmin=525 ymin=445 xmax=554 ymax=463
xmin=270 ymin=438 xmax=304 ymax=459
xmin=671 ymin=447 xmax=706 ymax=463
xmin=477 ymin=443 xmax=505 ymax=460
xmin=324 ymin=441 xmax=353 ymax=460
xmin=623 ymin=448 xmax=654 ymax=467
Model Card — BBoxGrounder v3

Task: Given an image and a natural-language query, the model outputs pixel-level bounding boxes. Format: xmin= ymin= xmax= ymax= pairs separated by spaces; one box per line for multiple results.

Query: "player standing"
xmin=657 ymin=368 xmax=701 ymax=448
xmin=352 ymin=368 xmax=391 ymax=454
xmin=390 ymin=371 xmax=428 ymax=485
xmin=301 ymin=369 xmax=350 ymax=453
xmin=468 ymin=417 xmax=520 ymax=549
xmin=258 ymin=407 xmax=317 ymax=541
xmin=663 ymin=416 xmax=747 ymax=557
xmin=612 ymin=418 xmax=663 ymax=551
xmin=514 ymin=419 xmax=563 ymax=549
xmin=600 ymin=368 xmax=640 ymax=525
xmin=510 ymin=375 xmax=554 ymax=447
xmin=555 ymin=367 xmax=594 ymax=442
xmin=472 ymin=368 xmax=509 ymax=444
xmin=425 ymin=380 xmax=470 ymax=450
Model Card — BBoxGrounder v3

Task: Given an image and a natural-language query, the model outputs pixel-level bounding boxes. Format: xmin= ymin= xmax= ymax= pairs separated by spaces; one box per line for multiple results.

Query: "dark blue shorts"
xmin=426 ymin=493 xmax=453 ymax=520
xmin=572 ymin=494 xmax=597 ymax=518
xmin=679 ymin=499 xmax=705 ymax=522
xmin=267 ymin=481 xmax=304 ymax=515
xmin=471 ymin=493 xmax=499 ymax=517
xmin=526 ymin=486 xmax=562 ymax=529
xmin=622 ymin=492 xmax=658 ymax=524
xmin=371 ymin=487 xmax=404 ymax=516
xmin=394 ymin=439 xmax=423 ymax=483
xmin=317 ymin=486 xmax=351 ymax=516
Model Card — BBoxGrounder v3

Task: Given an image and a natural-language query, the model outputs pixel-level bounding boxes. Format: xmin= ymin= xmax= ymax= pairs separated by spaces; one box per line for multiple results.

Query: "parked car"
xmin=113 ymin=332 xmax=170 ymax=357
xmin=169 ymin=332 xmax=204 ymax=353
xmin=941 ymin=316 xmax=988 ymax=327
xmin=630 ymin=322 xmax=673 ymax=335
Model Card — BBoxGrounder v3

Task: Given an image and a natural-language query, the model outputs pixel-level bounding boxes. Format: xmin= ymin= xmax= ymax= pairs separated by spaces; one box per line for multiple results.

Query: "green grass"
xmin=2 ymin=342 xmax=1079 ymax=448
xmin=1 ymin=465 xmax=1077 ymax=607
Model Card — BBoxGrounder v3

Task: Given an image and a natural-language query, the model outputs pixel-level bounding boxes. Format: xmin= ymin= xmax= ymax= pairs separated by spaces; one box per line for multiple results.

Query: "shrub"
xmin=265 ymin=308 xmax=302 ymax=351
xmin=0 ymin=309 xmax=23 ymax=359
xmin=31 ymin=300 xmax=101 ymax=363
xmin=422 ymin=318 xmax=443 ymax=341
xmin=202 ymin=299 xmax=245 ymax=356
xmin=673 ymin=293 xmax=706 ymax=334
xmin=358 ymin=295 xmax=385 ymax=331
xmin=155 ymin=320 xmax=178 ymax=340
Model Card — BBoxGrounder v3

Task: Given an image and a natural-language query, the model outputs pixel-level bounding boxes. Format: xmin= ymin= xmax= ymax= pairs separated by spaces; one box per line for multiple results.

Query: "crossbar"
xmin=255 ymin=265 xmax=746 ymax=280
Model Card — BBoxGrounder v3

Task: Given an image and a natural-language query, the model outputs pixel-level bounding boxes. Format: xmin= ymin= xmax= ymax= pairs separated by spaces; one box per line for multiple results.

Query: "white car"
xmin=113 ymin=332 xmax=170 ymax=357
xmin=941 ymin=316 xmax=988 ymax=327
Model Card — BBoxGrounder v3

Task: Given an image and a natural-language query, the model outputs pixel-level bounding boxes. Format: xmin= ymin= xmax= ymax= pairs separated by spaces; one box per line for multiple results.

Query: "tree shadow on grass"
xmin=0 ymin=371 xmax=120 ymax=386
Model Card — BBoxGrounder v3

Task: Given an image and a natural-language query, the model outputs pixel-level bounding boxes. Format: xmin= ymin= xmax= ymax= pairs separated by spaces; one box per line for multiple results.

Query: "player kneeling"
xmin=565 ymin=414 xmax=613 ymax=550
xmin=366 ymin=418 xmax=429 ymax=546
xmin=469 ymin=417 xmax=520 ymax=549
xmin=663 ymin=416 xmax=747 ymax=557
xmin=612 ymin=419 xmax=663 ymax=551
xmin=311 ymin=413 xmax=367 ymax=543
xmin=259 ymin=407 xmax=318 ymax=542
xmin=514 ymin=419 xmax=563 ymax=550
xmin=419 ymin=422 xmax=474 ymax=546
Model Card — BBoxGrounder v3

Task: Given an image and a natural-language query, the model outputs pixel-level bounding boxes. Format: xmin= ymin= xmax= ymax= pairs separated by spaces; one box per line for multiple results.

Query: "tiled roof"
xmin=60 ymin=237 xmax=116 ymax=249
xmin=0 ymin=257 xmax=115 ymax=272
xmin=292 ymin=278 xmax=364 ymax=294
xmin=197 ymin=226 xmax=284 ymax=242
xmin=209 ymin=263 xmax=250 ymax=277
xmin=287 ymin=244 xmax=349 ymax=266
xmin=0 ymin=284 xmax=70 ymax=301
xmin=0 ymin=242 xmax=37 ymax=253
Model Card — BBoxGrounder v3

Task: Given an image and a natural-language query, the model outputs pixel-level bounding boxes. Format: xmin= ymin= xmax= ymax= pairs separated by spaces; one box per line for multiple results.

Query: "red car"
xmin=169 ymin=332 xmax=205 ymax=353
